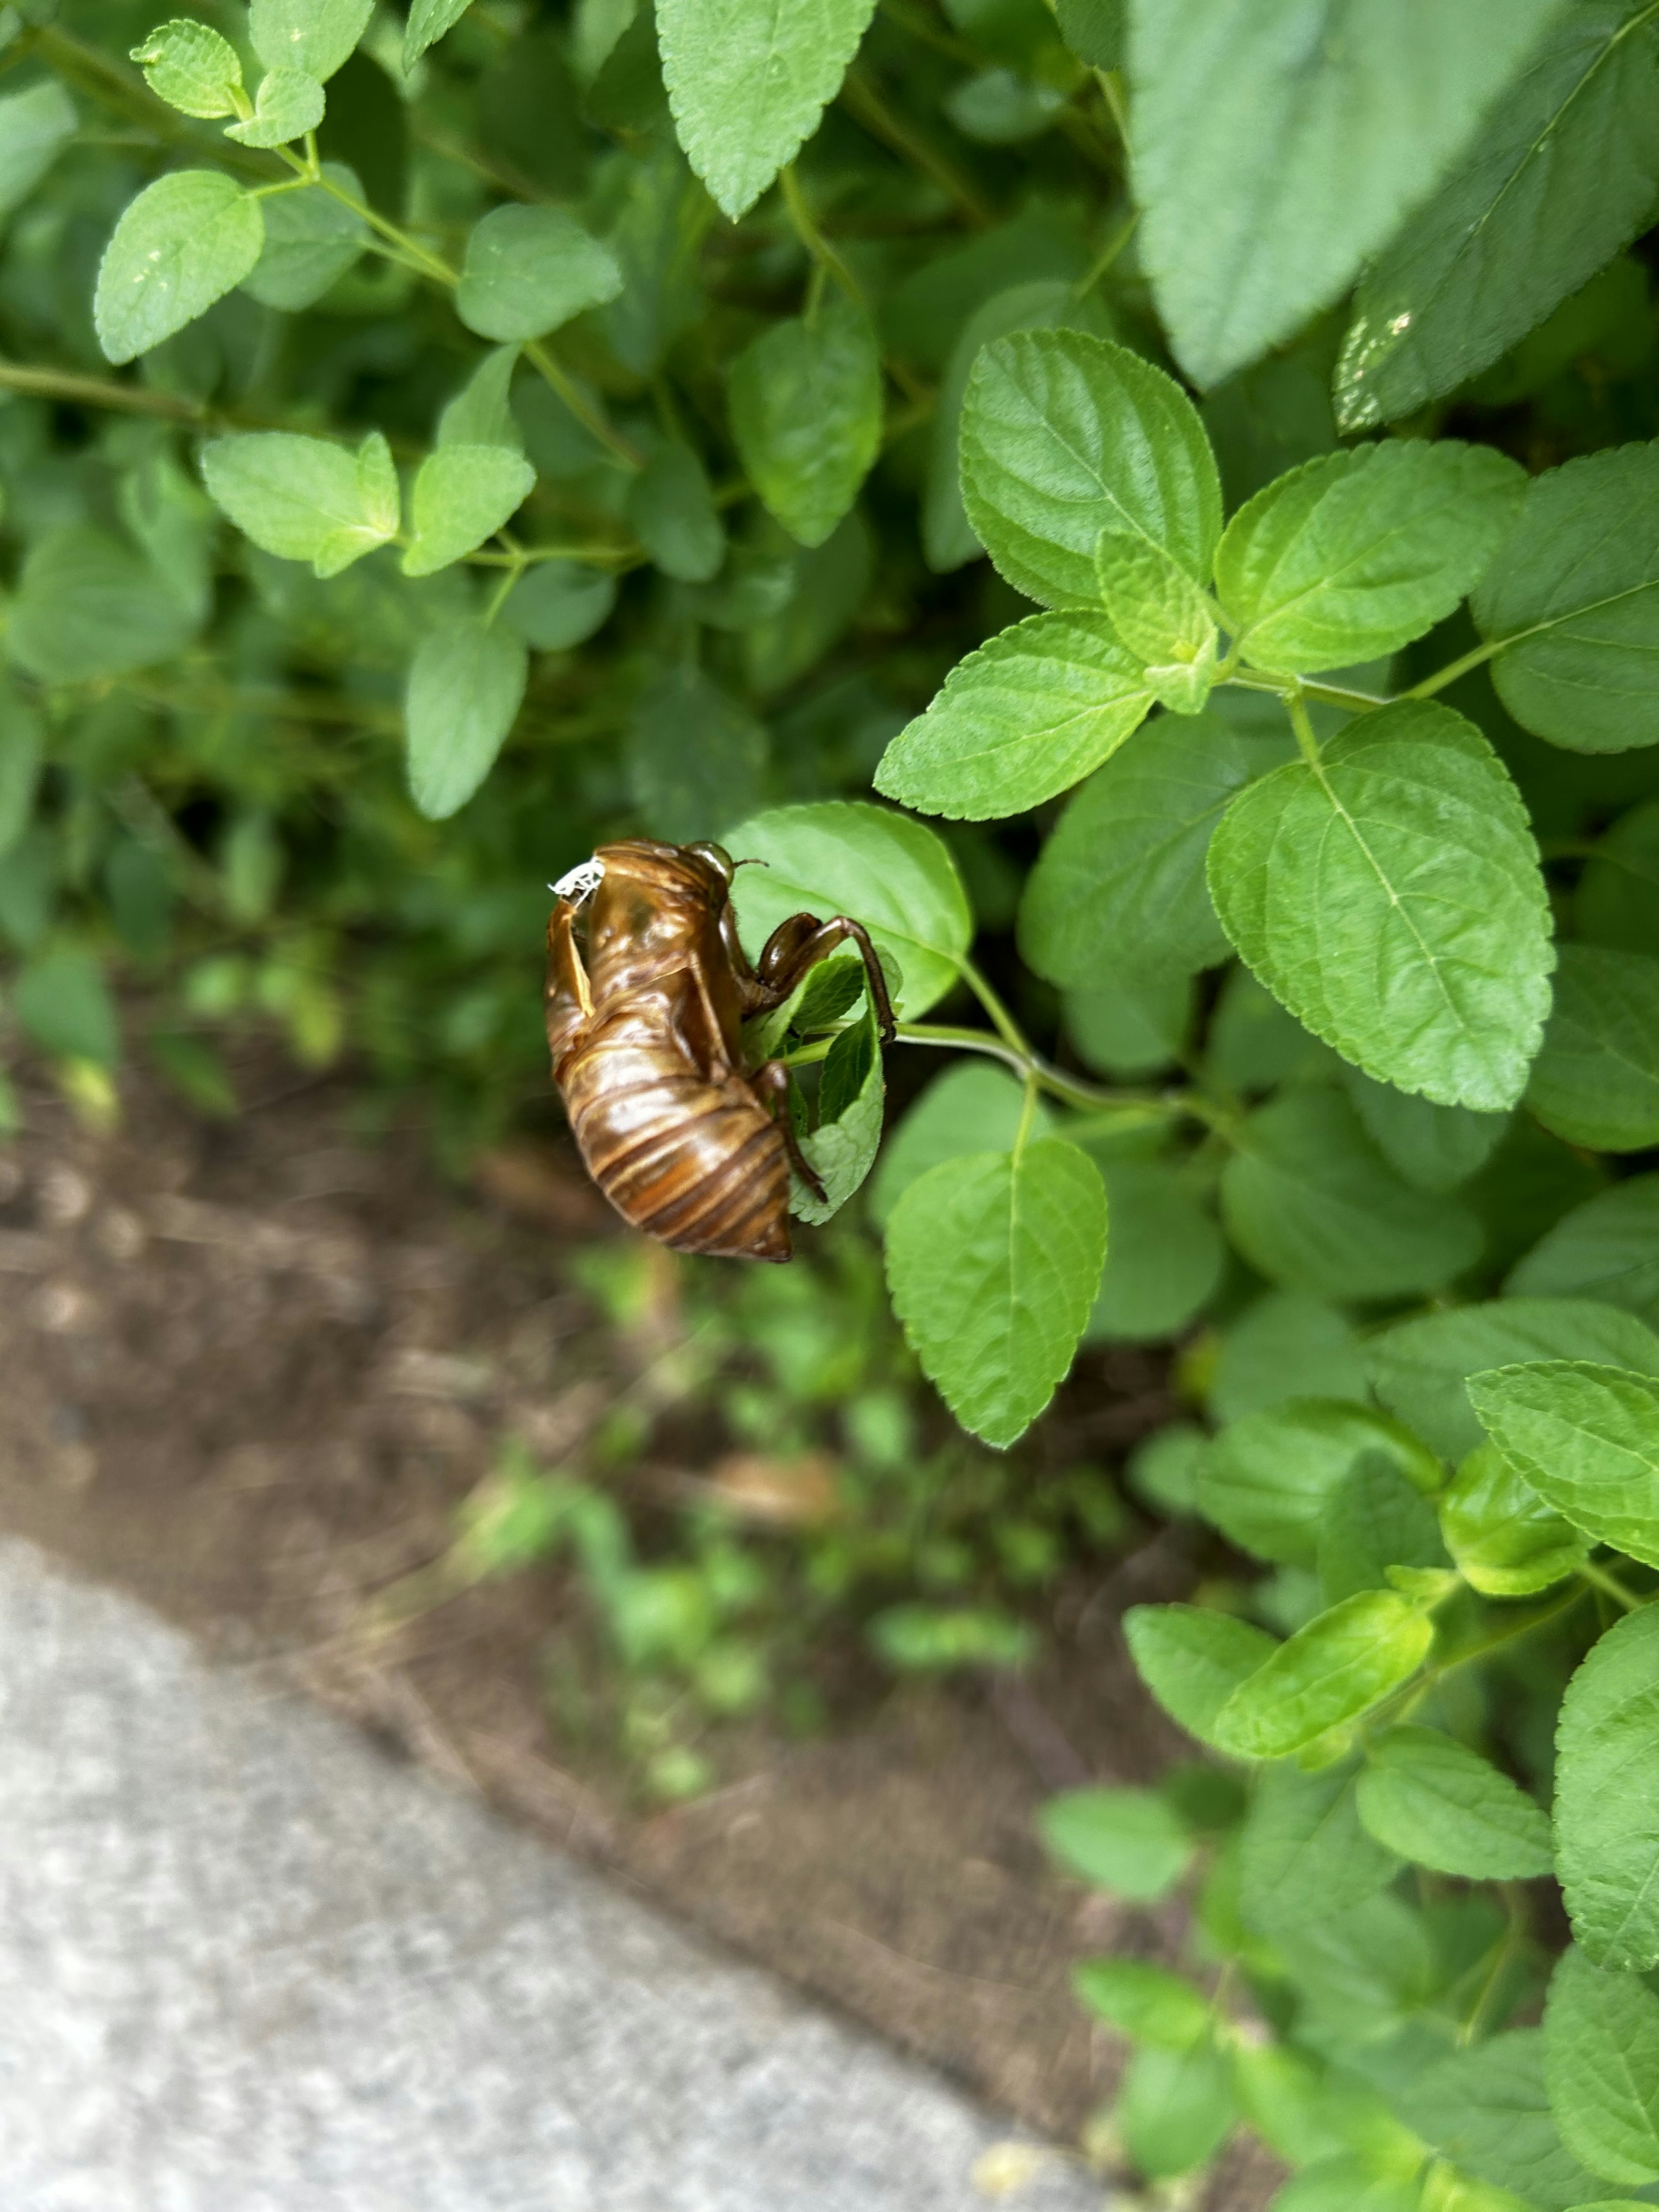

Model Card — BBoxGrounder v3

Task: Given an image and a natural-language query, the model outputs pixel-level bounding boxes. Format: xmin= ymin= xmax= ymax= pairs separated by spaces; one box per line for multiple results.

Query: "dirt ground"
xmin=0 ymin=1048 xmax=1280 ymax=2206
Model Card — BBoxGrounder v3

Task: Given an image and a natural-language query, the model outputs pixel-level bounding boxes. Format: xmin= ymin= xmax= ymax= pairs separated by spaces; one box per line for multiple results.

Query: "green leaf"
xmin=223 ymin=66 xmax=324 ymax=148
xmin=240 ymin=161 xmax=366 ymax=309
xmin=1335 ymin=3 xmax=1659 ymax=431
xmin=1122 ymin=1602 xmax=1281 ymax=1751
xmin=1269 ymin=2159 xmax=1420 ymax=2212
xmin=1318 ymin=1453 xmax=1447 ymax=1605
xmin=1215 ymin=442 xmax=1525 ymax=674
xmin=725 ymin=801 xmax=972 ymax=1020
xmin=884 ymin=1138 xmax=1107 ymax=1447
xmin=404 ymin=617 xmax=528 ymax=821
xmin=455 ymin=205 xmax=624 ymax=343
xmin=728 ymin=292 xmax=880 ymax=550
xmin=4 ymin=525 xmax=200 ymax=685
xmin=1555 ymin=1605 xmax=1659 ymax=1970
xmin=249 ymin=0 xmax=372 ymax=79
xmin=625 ymin=663 xmax=766 ymax=842
xmin=1466 ymin=1359 xmax=1659 ymax=1569
xmin=404 ymin=0 xmax=476 ymax=68
xmin=94 ymin=170 xmax=265 ymax=364
xmin=1239 ymin=1762 xmax=1401 ymax=1930
xmin=1053 ymin=0 xmax=1121 ymax=67
xmin=0 ymin=80 xmax=77 ymax=220
xmin=1017 ymin=710 xmax=1253 ymax=986
xmin=867 ymin=1062 xmax=1053 ymax=1228
xmin=874 ymin=611 xmax=1152 ymax=821
xmin=498 ymin=561 xmax=616 ymax=652
xmin=1095 ymin=526 xmax=1220 ymax=702
xmin=0 ymin=682 xmax=43 ymax=859
xmin=1439 ymin=1440 xmax=1590 ymax=1597
xmin=1201 ymin=1399 xmax=1440 ymax=1570
xmin=1545 ymin=1945 xmax=1659 ymax=2187
xmin=627 ymin=441 xmax=724 ymax=584
xmin=1508 ymin=1175 xmax=1659 ymax=1329
xmin=1579 ymin=797 xmax=1659 ymax=956
xmin=1038 ymin=1786 xmax=1194 ymax=1900
xmin=401 ymin=445 xmax=535 ymax=578
xmin=656 ymin=0 xmax=878 ymax=219
xmin=1221 ymin=1087 xmax=1483 ymax=1301
xmin=1066 ymin=974 xmax=1192 ymax=1079
xmin=1118 ymin=2039 xmax=1236 ymax=2179
xmin=1128 ymin=0 xmax=1567 ymax=388
xmin=1208 ymin=699 xmax=1552 ymax=1111
xmin=1072 ymin=1959 xmax=1210 ymax=2051
xmin=1398 ymin=2031 xmax=1604 ymax=2212
xmin=201 ymin=431 xmax=399 ymax=578
xmin=960 ymin=330 xmax=1222 ymax=610
xmin=1341 ymin=1067 xmax=1509 ymax=1196
xmin=130 ymin=19 xmax=243 ymax=116
xmin=12 ymin=948 xmax=119 ymax=1068
xmin=1355 ymin=1726 xmax=1554 ymax=1879
xmin=1086 ymin=1160 xmax=1225 ymax=1344
xmin=437 ymin=348 xmax=521 ymax=452
xmin=1527 ymin=946 xmax=1659 ymax=1154
xmin=1472 ymin=445 xmax=1659 ymax=755
xmin=791 ymin=994 xmax=884 ymax=1225
xmin=1211 ymin=1293 xmax=1369 ymax=1426
xmin=865 ymin=1602 xmax=1035 ymax=1671
xmin=1211 ymin=1590 xmax=1433 ymax=1760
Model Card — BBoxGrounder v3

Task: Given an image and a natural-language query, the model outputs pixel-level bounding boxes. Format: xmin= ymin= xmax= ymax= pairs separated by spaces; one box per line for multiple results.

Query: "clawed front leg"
xmin=545 ymin=901 xmax=594 ymax=1069
xmin=750 ymin=1059 xmax=827 ymax=1202
xmin=750 ymin=914 xmax=898 ymax=1042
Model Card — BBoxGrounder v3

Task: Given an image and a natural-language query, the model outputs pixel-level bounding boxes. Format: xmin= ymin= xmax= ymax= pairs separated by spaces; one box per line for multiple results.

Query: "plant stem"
xmin=839 ymin=64 xmax=994 ymax=227
xmin=780 ymin=163 xmax=867 ymax=311
xmin=0 ymin=356 xmax=205 ymax=421
xmin=523 ymin=340 xmax=643 ymax=470
xmin=1074 ymin=208 xmax=1138 ymax=300
xmin=1406 ymin=638 xmax=1503 ymax=701
xmin=1578 ymin=1557 xmax=1646 ymax=1612
xmin=1226 ymin=667 xmax=1392 ymax=715
xmin=894 ymin=1022 xmax=1195 ymax=1124
xmin=1287 ymin=688 xmax=1324 ymax=769
xmin=958 ymin=956 xmax=1028 ymax=1057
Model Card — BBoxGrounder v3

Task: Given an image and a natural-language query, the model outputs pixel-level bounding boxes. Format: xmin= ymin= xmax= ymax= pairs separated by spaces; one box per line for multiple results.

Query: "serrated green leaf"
xmin=1221 ymin=1088 xmax=1483 ymax=1301
xmin=1095 ymin=525 xmax=1218 ymax=683
xmin=241 ymin=161 xmax=366 ymax=309
xmin=728 ymin=292 xmax=880 ymax=550
xmin=1466 ymin=1359 xmax=1659 ymax=1569
xmin=94 ymin=171 xmax=265 ymax=365
xmin=1038 ymin=1786 xmax=1194 ymax=1900
xmin=1356 ymin=1726 xmax=1554 ymax=1878
xmin=960 ymin=329 xmax=1222 ymax=610
xmin=1336 ymin=3 xmax=1659 ymax=431
xmin=201 ymin=431 xmax=399 ymax=578
xmin=867 ymin=1061 xmax=1053 ymax=1228
xmin=1527 ymin=945 xmax=1659 ymax=1153
xmin=223 ymin=66 xmax=325 ymax=146
xmin=1556 ymin=1606 xmax=1659 ymax=1970
xmin=4 ymin=525 xmax=201 ymax=683
xmin=657 ymin=0 xmax=878 ymax=218
xmin=0 ymin=81 xmax=77 ymax=219
xmin=404 ymin=0 xmax=475 ymax=67
xmin=1508 ymin=1176 xmax=1659 ymax=1328
xmin=1545 ymin=1945 xmax=1659 ymax=2187
xmin=1072 ymin=1959 xmax=1210 ymax=2051
xmin=1318 ymin=1453 xmax=1447 ymax=1606
xmin=884 ymin=1138 xmax=1107 ymax=1446
xmin=1017 ymin=710 xmax=1255 ymax=986
xmin=874 ymin=611 xmax=1152 ymax=821
xmin=625 ymin=663 xmax=766 ymax=842
xmin=1579 ymin=797 xmax=1659 ymax=955
xmin=456 ymin=205 xmax=623 ymax=343
xmin=405 ymin=616 xmax=528 ymax=820
xmin=401 ymin=444 xmax=535 ymax=577
xmin=13 ymin=947 xmax=119 ymax=1068
xmin=1398 ymin=2031 xmax=1605 ymax=2212
xmin=1129 ymin=0 xmax=1567 ymax=388
xmin=1439 ymin=1440 xmax=1590 ymax=1596
xmin=249 ymin=0 xmax=371 ymax=79
xmin=1086 ymin=1160 xmax=1225 ymax=1344
xmin=1238 ymin=1762 xmax=1401 ymax=1930
xmin=791 ymin=993 xmax=884 ymax=1225
xmin=627 ymin=440 xmax=724 ymax=583
xmin=725 ymin=801 xmax=971 ymax=1020
xmin=130 ymin=19 xmax=243 ymax=117
xmin=1053 ymin=0 xmax=1121 ymax=67
xmin=1472 ymin=445 xmax=1659 ymax=755
xmin=1215 ymin=442 xmax=1525 ymax=673
xmin=1118 ymin=2038 xmax=1236 ymax=2179
xmin=1211 ymin=1590 xmax=1433 ymax=1759
xmin=437 ymin=347 xmax=521 ymax=452
xmin=1201 ymin=1400 xmax=1440 ymax=1570
xmin=1208 ymin=699 xmax=1553 ymax=1111
xmin=1123 ymin=1602 xmax=1281 ymax=1751
xmin=1341 ymin=1066 xmax=1510 ymax=1195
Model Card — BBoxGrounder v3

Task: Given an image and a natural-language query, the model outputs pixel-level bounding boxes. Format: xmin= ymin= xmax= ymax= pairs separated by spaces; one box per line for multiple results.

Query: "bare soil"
xmin=0 ymin=1049 xmax=1278 ymax=2206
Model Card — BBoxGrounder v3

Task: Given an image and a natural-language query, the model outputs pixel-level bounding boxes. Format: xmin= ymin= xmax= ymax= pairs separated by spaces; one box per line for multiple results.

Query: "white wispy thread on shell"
xmin=550 ymin=857 xmax=606 ymax=906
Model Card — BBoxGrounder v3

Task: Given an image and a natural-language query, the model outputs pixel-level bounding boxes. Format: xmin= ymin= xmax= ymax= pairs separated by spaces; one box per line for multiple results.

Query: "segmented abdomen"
xmin=558 ymin=1033 xmax=790 ymax=1262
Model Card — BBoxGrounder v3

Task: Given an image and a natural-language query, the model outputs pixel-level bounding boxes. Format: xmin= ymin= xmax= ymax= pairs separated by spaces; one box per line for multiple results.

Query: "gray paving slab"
xmin=0 ymin=1540 xmax=1105 ymax=2212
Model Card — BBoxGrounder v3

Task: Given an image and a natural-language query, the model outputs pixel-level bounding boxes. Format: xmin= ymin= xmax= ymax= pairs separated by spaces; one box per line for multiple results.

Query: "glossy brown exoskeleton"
xmin=546 ymin=839 xmax=896 ymax=1262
